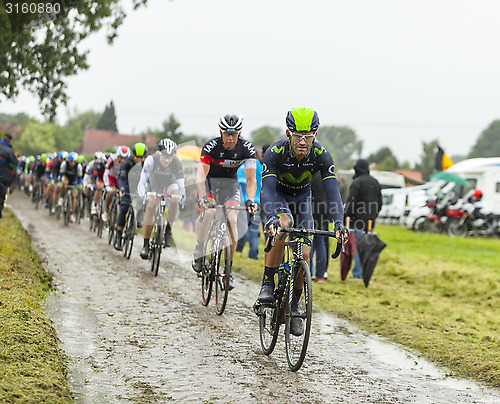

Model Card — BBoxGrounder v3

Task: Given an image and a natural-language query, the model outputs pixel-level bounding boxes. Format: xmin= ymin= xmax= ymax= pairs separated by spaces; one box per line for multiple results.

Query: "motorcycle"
xmin=420 ymin=196 xmax=465 ymax=234
xmin=447 ymin=208 xmax=500 ymax=237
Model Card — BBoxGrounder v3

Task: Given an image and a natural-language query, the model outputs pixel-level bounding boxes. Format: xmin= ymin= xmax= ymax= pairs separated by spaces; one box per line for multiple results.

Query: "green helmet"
xmin=132 ymin=142 xmax=148 ymax=157
xmin=285 ymin=107 xmax=320 ymax=132
xmin=76 ymin=154 xmax=85 ymax=164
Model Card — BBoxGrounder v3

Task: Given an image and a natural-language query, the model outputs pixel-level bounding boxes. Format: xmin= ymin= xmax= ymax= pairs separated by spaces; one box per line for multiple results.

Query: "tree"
xmin=250 ymin=126 xmax=282 ymax=147
xmin=377 ymin=156 xmax=397 ymax=172
xmin=66 ymin=108 xmax=102 ymax=131
xmin=316 ymin=126 xmax=363 ymax=169
xmin=15 ymin=121 xmax=83 ymax=155
xmin=147 ymin=114 xmax=186 ymax=144
xmin=469 ymin=120 xmax=500 ymax=158
xmin=97 ymin=101 xmax=118 ymax=132
xmin=16 ymin=122 xmax=57 ymax=155
xmin=368 ymin=146 xmax=399 ymax=168
xmin=161 ymin=114 xmax=183 ymax=143
xmin=0 ymin=0 xmax=148 ymax=119
xmin=416 ymin=139 xmax=438 ymax=181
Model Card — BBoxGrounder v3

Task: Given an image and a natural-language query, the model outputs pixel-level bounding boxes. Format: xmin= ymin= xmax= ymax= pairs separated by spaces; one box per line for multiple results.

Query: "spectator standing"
xmin=236 ymin=145 xmax=265 ymax=259
xmin=0 ymin=134 xmax=19 ymax=218
xmin=310 ymin=172 xmax=334 ymax=282
xmin=344 ymin=159 xmax=382 ymax=278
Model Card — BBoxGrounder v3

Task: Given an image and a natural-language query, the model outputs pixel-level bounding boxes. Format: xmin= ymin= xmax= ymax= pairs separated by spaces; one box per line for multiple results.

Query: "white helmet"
xmin=116 ymin=145 xmax=131 ymax=158
xmin=218 ymin=114 xmax=243 ymax=133
xmin=158 ymin=138 xmax=177 ymax=156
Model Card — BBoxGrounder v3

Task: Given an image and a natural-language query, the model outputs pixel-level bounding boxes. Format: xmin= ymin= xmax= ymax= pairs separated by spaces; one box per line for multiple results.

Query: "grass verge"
xmin=0 ymin=209 xmax=72 ymax=403
xmin=173 ymin=222 xmax=500 ymax=388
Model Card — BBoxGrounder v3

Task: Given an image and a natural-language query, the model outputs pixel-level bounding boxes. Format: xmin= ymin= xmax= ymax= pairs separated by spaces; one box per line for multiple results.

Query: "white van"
xmin=447 ymin=158 xmax=500 ymax=214
xmin=380 ymin=184 xmax=433 ymax=225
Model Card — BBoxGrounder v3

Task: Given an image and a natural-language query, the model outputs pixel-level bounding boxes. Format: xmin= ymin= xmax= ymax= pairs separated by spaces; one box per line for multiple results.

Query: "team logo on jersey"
xmin=328 ymin=164 xmax=336 ymax=174
xmin=279 ymin=171 xmax=312 ymax=184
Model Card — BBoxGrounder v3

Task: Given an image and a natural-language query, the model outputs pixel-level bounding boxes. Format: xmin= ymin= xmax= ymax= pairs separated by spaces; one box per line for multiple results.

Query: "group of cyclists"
xmin=18 ymin=106 xmax=348 ymax=339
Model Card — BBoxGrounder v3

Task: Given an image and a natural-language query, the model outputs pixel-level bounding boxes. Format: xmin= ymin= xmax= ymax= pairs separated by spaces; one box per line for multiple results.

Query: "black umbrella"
xmin=357 ymin=231 xmax=386 ymax=288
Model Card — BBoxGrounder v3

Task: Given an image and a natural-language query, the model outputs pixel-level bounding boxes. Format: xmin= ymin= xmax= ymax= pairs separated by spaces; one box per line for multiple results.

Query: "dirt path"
xmin=9 ymin=192 xmax=500 ymax=403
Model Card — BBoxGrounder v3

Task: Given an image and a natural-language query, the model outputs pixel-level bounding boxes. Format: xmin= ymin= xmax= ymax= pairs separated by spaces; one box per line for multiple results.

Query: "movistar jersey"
xmin=261 ymin=139 xmax=343 ymax=223
xmin=200 ymin=137 xmax=256 ymax=179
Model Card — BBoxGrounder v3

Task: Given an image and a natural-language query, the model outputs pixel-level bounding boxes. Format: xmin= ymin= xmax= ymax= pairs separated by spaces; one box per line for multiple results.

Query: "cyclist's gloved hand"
xmin=197 ymin=195 xmax=209 ymax=210
xmin=334 ymin=222 xmax=349 ymax=242
xmin=264 ymin=215 xmax=280 ymax=237
xmin=245 ymin=199 xmax=256 ymax=213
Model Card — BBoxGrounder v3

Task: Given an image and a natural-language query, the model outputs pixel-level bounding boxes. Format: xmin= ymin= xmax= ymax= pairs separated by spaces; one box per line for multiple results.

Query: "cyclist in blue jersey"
xmin=258 ymin=107 xmax=346 ymax=335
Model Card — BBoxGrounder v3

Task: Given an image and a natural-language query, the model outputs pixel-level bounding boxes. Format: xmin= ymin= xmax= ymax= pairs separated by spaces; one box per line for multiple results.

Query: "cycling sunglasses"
xmin=290 ymin=131 xmax=316 ymax=142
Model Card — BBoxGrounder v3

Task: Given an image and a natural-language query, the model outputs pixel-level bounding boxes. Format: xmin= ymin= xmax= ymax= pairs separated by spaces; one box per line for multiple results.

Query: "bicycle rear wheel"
xmin=201 ymin=241 xmax=212 ymax=306
xmin=285 ymin=259 xmax=312 ymax=372
xmin=215 ymin=237 xmax=231 ymax=315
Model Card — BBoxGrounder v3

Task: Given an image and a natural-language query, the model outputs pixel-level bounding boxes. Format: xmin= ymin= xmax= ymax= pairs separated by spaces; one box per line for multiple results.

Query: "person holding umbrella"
xmin=344 ymin=159 xmax=383 ymax=281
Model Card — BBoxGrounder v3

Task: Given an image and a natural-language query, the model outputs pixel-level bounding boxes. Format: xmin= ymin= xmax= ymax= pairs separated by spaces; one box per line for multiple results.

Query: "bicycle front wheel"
xmin=151 ymin=224 xmax=163 ymax=276
xmin=123 ymin=208 xmax=135 ymax=259
xmin=215 ymin=237 xmax=231 ymax=315
xmin=201 ymin=241 xmax=212 ymax=306
xmin=285 ymin=259 xmax=313 ymax=372
xmin=63 ymin=195 xmax=71 ymax=226
xmin=259 ymin=293 xmax=281 ymax=355
xmin=108 ymin=200 xmax=118 ymax=244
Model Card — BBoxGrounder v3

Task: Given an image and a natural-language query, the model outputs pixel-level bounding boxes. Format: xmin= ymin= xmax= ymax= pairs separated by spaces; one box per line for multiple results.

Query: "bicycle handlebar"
xmin=199 ymin=204 xmax=254 ymax=226
xmin=264 ymin=226 xmax=348 ymax=258
xmin=146 ymin=191 xmax=182 ymax=199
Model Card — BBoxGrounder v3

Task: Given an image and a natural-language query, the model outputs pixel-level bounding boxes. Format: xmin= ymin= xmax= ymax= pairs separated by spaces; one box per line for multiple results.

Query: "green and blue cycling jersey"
xmin=260 ymin=139 xmax=343 ymax=227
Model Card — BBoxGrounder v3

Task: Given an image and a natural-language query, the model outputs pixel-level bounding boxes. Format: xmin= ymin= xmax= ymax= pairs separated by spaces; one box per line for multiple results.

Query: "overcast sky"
xmin=3 ymin=0 xmax=500 ymax=164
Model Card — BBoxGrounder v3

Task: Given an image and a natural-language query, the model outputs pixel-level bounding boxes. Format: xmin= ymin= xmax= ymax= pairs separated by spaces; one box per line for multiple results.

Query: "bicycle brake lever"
xmin=331 ymin=241 xmax=342 ymax=259
xmin=264 ymin=235 xmax=275 ymax=253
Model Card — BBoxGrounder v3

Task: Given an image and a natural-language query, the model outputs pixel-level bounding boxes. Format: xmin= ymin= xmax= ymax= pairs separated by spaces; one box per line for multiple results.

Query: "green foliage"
xmin=16 ymin=121 xmax=83 ymax=155
xmin=66 ymin=108 xmax=102 ymax=131
xmin=0 ymin=0 xmax=148 ymax=119
xmin=250 ymin=126 xmax=282 ymax=147
xmin=316 ymin=125 xmax=363 ymax=169
xmin=416 ymin=139 xmax=438 ymax=181
xmin=97 ymin=100 xmax=118 ymax=131
xmin=377 ymin=155 xmax=397 ymax=171
xmin=0 ymin=112 xmax=37 ymax=128
xmin=469 ymin=120 xmax=500 ymax=158
xmin=147 ymin=114 xmax=189 ymax=144
xmin=368 ymin=146 xmax=399 ymax=168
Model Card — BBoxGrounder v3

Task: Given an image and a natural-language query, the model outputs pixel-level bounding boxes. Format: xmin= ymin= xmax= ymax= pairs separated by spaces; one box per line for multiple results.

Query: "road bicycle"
xmin=199 ymin=204 xmax=250 ymax=315
xmin=253 ymin=227 xmax=344 ymax=371
xmin=146 ymin=192 xmax=181 ymax=276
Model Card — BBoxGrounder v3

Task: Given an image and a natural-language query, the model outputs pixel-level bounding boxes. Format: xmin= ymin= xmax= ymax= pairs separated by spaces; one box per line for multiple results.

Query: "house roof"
xmin=0 ymin=123 xmax=22 ymax=139
xmin=80 ymin=129 xmax=158 ymax=154
xmin=395 ymin=169 xmax=424 ymax=185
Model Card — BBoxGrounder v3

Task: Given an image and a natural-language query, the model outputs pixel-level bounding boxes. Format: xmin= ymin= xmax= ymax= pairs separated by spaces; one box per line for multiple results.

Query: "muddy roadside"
xmin=9 ymin=192 xmax=500 ymax=403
